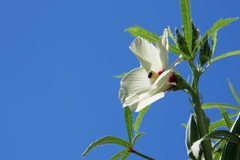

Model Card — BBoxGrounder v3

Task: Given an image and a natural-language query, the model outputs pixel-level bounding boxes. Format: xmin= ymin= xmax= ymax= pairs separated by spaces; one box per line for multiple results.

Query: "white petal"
xmin=191 ymin=140 xmax=202 ymax=159
xmin=149 ymin=70 xmax=175 ymax=95
xmin=128 ymin=92 xmax=165 ymax=112
xmin=156 ymin=29 xmax=169 ymax=69
xmin=119 ymin=68 xmax=151 ymax=107
xmin=129 ymin=37 xmax=163 ymax=72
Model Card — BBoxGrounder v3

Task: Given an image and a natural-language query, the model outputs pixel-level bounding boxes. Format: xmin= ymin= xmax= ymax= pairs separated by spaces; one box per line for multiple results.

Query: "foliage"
xmin=83 ymin=0 xmax=240 ymax=159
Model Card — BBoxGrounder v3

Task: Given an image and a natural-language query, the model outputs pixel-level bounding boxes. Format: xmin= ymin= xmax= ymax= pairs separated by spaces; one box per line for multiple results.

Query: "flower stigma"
xmin=148 ymin=70 xmax=159 ymax=80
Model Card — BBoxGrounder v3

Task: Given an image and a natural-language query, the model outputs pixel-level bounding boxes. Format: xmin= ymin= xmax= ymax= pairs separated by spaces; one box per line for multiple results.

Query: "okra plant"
xmin=82 ymin=0 xmax=240 ymax=159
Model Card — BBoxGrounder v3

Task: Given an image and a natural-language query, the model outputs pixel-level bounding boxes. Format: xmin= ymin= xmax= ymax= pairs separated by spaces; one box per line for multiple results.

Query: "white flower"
xmin=119 ymin=29 xmax=183 ymax=112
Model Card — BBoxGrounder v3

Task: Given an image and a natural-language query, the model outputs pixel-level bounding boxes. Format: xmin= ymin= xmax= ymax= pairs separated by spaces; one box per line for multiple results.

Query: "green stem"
xmin=188 ymin=61 xmax=213 ymax=160
xmin=132 ymin=150 xmax=155 ymax=160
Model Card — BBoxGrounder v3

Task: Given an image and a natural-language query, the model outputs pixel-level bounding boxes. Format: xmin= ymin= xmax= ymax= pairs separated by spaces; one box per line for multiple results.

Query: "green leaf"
xmin=125 ymin=25 xmax=191 ymax=60
xmin=202 ymin=103 xmax=240 ymax=110
xmin=168 ymin=26 xmax=178 ymax=46
xmin=191 ymin=130 xmax=240 ymax=159
xmin=210 ymin=112 xmax=238 ymax=131
xmin=124 ymin=107 xmax=133 ymax=144
xmin=82 ymin=136 xmax=130 ymax=157
xmin=209 ymin=119 xmax=234 ymax=131
xmin=110 ymin=149 xmax=128 ymax=160
xmin=193 ymin=17 xmax=239 ymax=54
xmin=125 ymin=26 xmax=159 ymax=43
xmin=114 ymin=73 xmax=128 ymax=78
xmin=227 ymin=78 xmax=240 ymax=104
xmin=169 ymin=43 xmax=190 ymax=60
xmin=213 ymin=140 xmax=226 ymax=160
xmin=132 ymin=132 xmax=145 ymax=146
xmin=133 ymin=105 xmax=150 ymax=133
xmin=219 ymin=107 xmax=232 ymax=130
xmin=180 ymin=0 xmax=192 ymax=53
xmin=121 ymin=152 xmax=131 ymax=160
xmin=211 ymin=31 xmax=217 ymax=57
xmin=211 ymin=50 xmax=240 ymax=63
xmin=221 ymin=113 xmax=240 ymax=160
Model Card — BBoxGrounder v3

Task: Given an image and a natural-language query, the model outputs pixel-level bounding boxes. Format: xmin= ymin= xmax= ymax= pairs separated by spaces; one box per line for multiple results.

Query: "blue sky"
xmin=0 ymin=0 xmax=240 ymax=160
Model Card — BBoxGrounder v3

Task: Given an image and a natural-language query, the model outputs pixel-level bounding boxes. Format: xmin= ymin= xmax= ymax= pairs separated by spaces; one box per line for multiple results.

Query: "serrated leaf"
xmin=125 ymin=26 xmax=159 ymax=43
xmin=133 ymin=105 xmax=150 ymax=133
xmin=132 ymin=132 xmax=145 ymax=146
xmin=82 ymin=136 xmax=130 ymax=157
xmin=110 ymin=149 xmax=128 ymax=160
xmin=169 ymin=43 xmax=190 ymax=60
xmin=211 ymin=31 xmax=217 ymax=57
xmin=193 ymin=18 xmax=239 ymax=54
xmin=219 ymin=107 xmax=232 ymax=130
xmin=121 ymin=152 xmax=131 ymax=160
xmin=211 ymin=50 xmax=240 ymax=63
xmin=209 ymin=119 xmax=234 ymax=131
xmin=115 ymin=73 xmax=128 ymax=78
xmin=180 ymin=0 xmax=192 ymax=53
xmin=125 ymin=25 xmax=191 ymax=61
xmin=168 ymin=26 xmax=178 ymax=46
xmin=124 ymin=107 xmax=133 ymax=144
xmin=202 ymin=103 xmax=240 ymax=110
xmin=210 ymin=112 xmax=238 ymax=131
xmin=227 ymin=78 xmax=240 ymax=104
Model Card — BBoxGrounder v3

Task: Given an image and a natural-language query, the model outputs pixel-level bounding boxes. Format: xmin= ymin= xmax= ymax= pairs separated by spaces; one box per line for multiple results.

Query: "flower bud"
xmin=191 ymin=22 xmax=200 ymax=53
xmin=169 ymin=71 xmax=188 ymax=91
xmin=199 ymin=38 xmax=211 ymax=66
xmin=176 ymin=28 xmax=191 ymax=56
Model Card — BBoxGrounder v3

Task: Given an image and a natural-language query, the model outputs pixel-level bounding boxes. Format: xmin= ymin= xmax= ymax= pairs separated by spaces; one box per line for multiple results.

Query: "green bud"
xmin=199 ymin=38 xmax=211 ymax=66
xmin=176 ymin=28 xmax=190 ymax=56
xmin=191 ymin=22 xmax=200 ymax=52
xmin=169 ymin=71 xmax=187 ymax=91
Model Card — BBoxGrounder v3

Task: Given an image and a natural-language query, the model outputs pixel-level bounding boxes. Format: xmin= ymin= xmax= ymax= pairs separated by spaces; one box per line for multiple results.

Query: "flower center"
xmin=148 ymin=70 xmax=165 ymax=81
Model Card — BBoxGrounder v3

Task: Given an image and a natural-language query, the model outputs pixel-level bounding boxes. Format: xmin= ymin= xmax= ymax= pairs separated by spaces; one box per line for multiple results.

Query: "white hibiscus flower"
xmin=119 ymin=29 xmax=183 ymax=112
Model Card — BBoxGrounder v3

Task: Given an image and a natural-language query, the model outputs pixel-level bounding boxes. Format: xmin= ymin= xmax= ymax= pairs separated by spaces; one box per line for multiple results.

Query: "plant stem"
xmin=188 ymin=61 xmax=213 ymax=160
xmin=132 ymin=149 xmax=155 ymax=160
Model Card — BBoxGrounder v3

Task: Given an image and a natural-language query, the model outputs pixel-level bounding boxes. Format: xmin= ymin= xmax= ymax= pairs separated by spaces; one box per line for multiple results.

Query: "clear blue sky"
xmin=0 ymin=0 xmax=240 ymax=160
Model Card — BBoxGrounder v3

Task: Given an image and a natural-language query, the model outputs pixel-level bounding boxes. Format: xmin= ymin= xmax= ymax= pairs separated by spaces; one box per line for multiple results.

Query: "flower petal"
xmin=149 ymin=70 xmax=176 ymax=95
xmin=128 ymin=92 xmax=165 ymax=112
xmin=119 ymin=68 xmax=151 ymax=107
xmin=129 ymin=37 xmax=162 ymax=72
xmin=156 ymin=29 xmax=169 ymax=69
